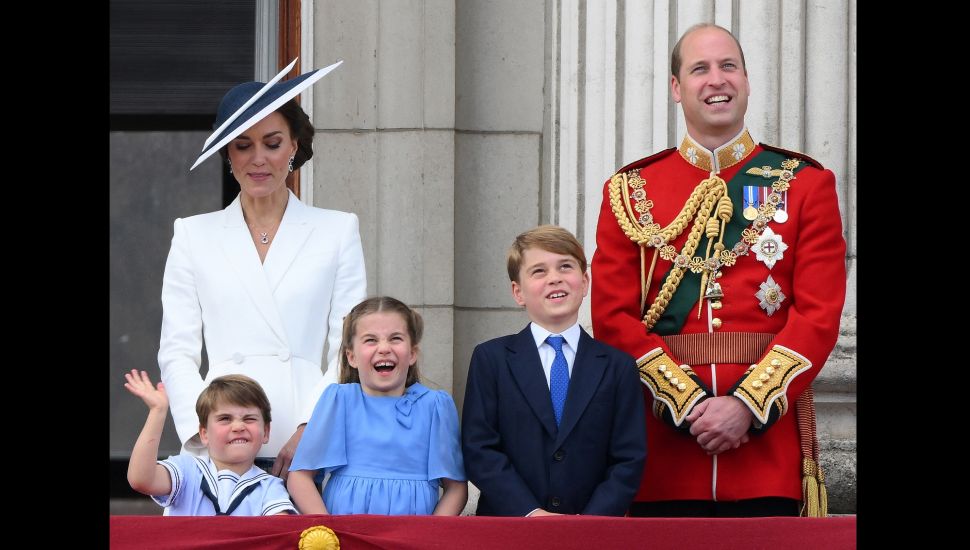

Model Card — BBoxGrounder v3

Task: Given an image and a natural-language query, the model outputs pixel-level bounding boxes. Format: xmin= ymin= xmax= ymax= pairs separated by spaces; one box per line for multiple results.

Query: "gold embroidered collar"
xmin=678 ymin=129 xmax=756 ymax=172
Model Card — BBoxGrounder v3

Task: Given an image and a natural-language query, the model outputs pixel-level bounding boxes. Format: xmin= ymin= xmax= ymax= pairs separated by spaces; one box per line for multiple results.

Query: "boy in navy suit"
xmin=462 ymin=225 xmax=646 ymax=516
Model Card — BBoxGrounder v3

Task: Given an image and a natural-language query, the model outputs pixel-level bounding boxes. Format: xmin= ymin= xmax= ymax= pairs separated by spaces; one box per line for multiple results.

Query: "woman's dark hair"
xmin=275 ymin=99 xmax=314 ymax=170
xmin=218 ymin=99 xmax=314 ymax=170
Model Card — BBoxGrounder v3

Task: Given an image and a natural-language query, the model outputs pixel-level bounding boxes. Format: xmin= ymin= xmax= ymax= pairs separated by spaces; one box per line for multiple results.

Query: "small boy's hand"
xmin=124 ymin=369 xmax=169 ymax=411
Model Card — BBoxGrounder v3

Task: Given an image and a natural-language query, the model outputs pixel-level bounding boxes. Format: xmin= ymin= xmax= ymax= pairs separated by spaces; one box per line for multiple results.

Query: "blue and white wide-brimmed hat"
xmin=190 ymin=58 xmax=343 ymax=170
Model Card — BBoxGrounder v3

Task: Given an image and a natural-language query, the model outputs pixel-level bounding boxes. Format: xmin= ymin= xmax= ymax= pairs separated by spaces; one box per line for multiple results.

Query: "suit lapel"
xmin=219 ymin=196 xmax=289 ymax=343
xmin=507 ymin=326 xmax=558 ymax=439
xmin=262 ymin=191 xmax=313 ymax=292
xmin=554 ymin=328 xmax=607 ymax=448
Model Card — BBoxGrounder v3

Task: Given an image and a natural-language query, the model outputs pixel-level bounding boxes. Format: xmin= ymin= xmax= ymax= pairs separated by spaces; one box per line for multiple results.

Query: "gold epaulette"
xmin=732 ymin=345 xmax=811 ymax=424
xmin=613 ymin=147 xmax=678 ymax=176
xmin=607 ymin=148 xmax=679 ymax=245
xmin=759 ymin=143 xmax=824 ymax=169
xmin=637 ymin=348 xmax=707 ymax=426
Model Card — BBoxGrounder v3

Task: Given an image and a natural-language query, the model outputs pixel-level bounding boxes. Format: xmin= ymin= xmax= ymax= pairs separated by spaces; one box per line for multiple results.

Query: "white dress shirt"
xmin=528 ymin=321 xmax=581 ymax=389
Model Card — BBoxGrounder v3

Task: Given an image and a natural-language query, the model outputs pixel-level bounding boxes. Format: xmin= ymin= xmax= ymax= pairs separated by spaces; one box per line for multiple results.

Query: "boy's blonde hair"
xmin=339 ymin=296 xmax=423 ymax=387
xmin=195 ymin=374 xmax=272 ymax=427
xmin=507 ymin=225 xmax=588 ymax=283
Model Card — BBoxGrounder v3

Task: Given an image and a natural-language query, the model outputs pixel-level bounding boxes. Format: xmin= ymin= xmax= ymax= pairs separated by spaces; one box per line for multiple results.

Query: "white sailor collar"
xmin=193 ymin=456 xmax=271 ymax=512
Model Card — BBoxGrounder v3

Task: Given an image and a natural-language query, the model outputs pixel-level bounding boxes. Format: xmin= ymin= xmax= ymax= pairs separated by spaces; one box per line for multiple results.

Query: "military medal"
xmin=743 ymin=186 xmax=759 ymax=220
xmin=756 ymin=275 xmax=786 ymax=316
xmin=773 ymin=189 xmax=789 ymax=223
xmin=753 ymin=227 xmax=788 ymax=269
xmin=611 ymin=147 xmax=803 ymax=332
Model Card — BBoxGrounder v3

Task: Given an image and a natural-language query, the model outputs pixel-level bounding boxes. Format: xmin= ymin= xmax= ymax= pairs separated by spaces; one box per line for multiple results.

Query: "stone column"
xmin=309 ymin=0 xmax=458 ymax=393
xmin=549 ymin=0 xmax=857 ymax=512
xmin=452 ymin=0 xmax=547 ymax=413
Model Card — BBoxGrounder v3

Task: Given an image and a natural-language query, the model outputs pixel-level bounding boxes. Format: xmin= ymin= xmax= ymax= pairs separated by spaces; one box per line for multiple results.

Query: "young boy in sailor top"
xmin=124 ymin=370 xmax=296 ymax=515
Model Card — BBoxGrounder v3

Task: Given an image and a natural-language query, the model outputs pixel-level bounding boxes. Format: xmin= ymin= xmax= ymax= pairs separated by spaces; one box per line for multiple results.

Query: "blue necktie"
xmin=547 ymin=335 xmax=570 ymax=426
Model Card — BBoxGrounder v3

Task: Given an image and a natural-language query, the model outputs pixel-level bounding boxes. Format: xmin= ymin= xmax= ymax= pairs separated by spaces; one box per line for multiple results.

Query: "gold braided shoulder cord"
xmin=641 ymin=176 xmax=726 ymax=330
xmin=609 ymin=170 xmax=727 ymax=330
xmin=609 ymin=158 xmax=803 ymax=332
xmin=608 ymin=170 xmax=708 ymax=245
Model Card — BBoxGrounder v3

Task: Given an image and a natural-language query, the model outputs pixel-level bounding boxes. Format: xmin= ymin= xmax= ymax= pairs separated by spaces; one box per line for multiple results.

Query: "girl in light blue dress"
xmin=288 ymin=296 xmax=467 ymax=515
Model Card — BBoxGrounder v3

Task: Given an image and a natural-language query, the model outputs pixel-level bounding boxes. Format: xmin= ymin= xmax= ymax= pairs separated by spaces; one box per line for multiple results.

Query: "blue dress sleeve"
xmin=289 ymin=383 xmax=347 ymax=473
xmin=427 ymin=390 xmax=466 ymax=482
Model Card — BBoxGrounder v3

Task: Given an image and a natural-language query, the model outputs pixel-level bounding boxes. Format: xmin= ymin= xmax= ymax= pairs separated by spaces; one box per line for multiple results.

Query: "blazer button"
xmin=553 ymin=450 xmax=565 ymax=461
xmin=277 ymin=348 xmax=291 ymax=361
xmin=551 ymin=497 xmax=561 ymax=507
xmin=232 ymin=352 xmax=244 ymax=364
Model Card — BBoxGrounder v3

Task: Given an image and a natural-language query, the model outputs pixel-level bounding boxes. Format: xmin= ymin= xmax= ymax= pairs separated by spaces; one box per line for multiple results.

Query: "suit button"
xmin=232 ymin=352 xmax=244 ymax=364
xmin=711 ymin=318 xmax=722 ymax=329
xmin=553 ymin=450 xmax=565 ymax=461
xmin=551 ymin=497 xmax=561 ymax=507
xmin=278 ymin=348 xmax=291 ymax=361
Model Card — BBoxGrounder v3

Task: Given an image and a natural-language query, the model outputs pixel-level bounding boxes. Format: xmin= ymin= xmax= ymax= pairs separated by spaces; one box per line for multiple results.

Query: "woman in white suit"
xmin=158 ymin=60 xmax=366 ymax=480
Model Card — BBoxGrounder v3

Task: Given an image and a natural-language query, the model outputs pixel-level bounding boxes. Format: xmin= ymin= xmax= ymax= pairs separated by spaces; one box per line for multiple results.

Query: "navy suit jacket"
xmin=461 ymin=324 xmax=646 ymax=516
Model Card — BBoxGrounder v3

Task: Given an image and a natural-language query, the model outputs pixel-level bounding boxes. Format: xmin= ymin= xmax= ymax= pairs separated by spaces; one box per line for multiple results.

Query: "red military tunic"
xmin=591 ymin=129 xmax=846 ymax=503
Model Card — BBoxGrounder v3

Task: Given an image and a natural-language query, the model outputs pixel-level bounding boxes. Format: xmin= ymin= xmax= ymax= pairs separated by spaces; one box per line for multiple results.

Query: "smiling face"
xmin=671 ymin=26 xmax=750 ymax=149
xmin=199 ymin=401 xmax=269 ymax=475
xmin=345 ymin=311 xmax=418 ymax=397
xmin=226 ymin=111 xmax=297 ymax=201
xmin=512 ymin=247 xmax=589 ymax=334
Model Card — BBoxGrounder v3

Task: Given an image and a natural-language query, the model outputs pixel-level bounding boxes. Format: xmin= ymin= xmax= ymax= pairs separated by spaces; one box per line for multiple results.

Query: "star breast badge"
xmin=755 ymin=275 xmax=786 ymax=316
xmin=753 ymin=227 xmax=788 ymax=269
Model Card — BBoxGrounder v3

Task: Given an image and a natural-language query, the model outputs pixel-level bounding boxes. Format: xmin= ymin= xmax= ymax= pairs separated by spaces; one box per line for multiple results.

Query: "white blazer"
xmin=158 ymin=190 xmax=367 ymax=458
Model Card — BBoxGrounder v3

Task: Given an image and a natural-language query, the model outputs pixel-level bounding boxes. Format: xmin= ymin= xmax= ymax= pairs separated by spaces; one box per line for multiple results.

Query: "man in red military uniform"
xmin=591 ymin=23 xmax=845 ymax=517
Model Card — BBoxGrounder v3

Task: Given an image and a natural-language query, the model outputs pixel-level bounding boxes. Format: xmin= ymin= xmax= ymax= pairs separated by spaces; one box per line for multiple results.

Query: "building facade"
xmin=110 ymin=0 xmax=856 ymax=512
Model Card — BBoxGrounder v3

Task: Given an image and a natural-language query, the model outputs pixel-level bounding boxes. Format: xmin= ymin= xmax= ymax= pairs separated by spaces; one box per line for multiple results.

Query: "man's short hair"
xmin=507 ymin=225 xmax=587 ymax=283
xmin=670 ymin=23 xmax=747 ymax=78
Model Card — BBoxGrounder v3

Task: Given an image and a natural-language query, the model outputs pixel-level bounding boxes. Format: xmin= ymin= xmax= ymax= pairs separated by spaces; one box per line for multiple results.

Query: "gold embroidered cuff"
xmin=733 ymin=345 xmax=810 ymax=424
xmin=637 ymin=348 xmax=707 ymax=426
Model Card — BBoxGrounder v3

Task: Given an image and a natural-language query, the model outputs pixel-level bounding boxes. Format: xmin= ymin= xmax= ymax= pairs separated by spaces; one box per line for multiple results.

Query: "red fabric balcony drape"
xmin=110 ymin=514 xmax=855 ymax=549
